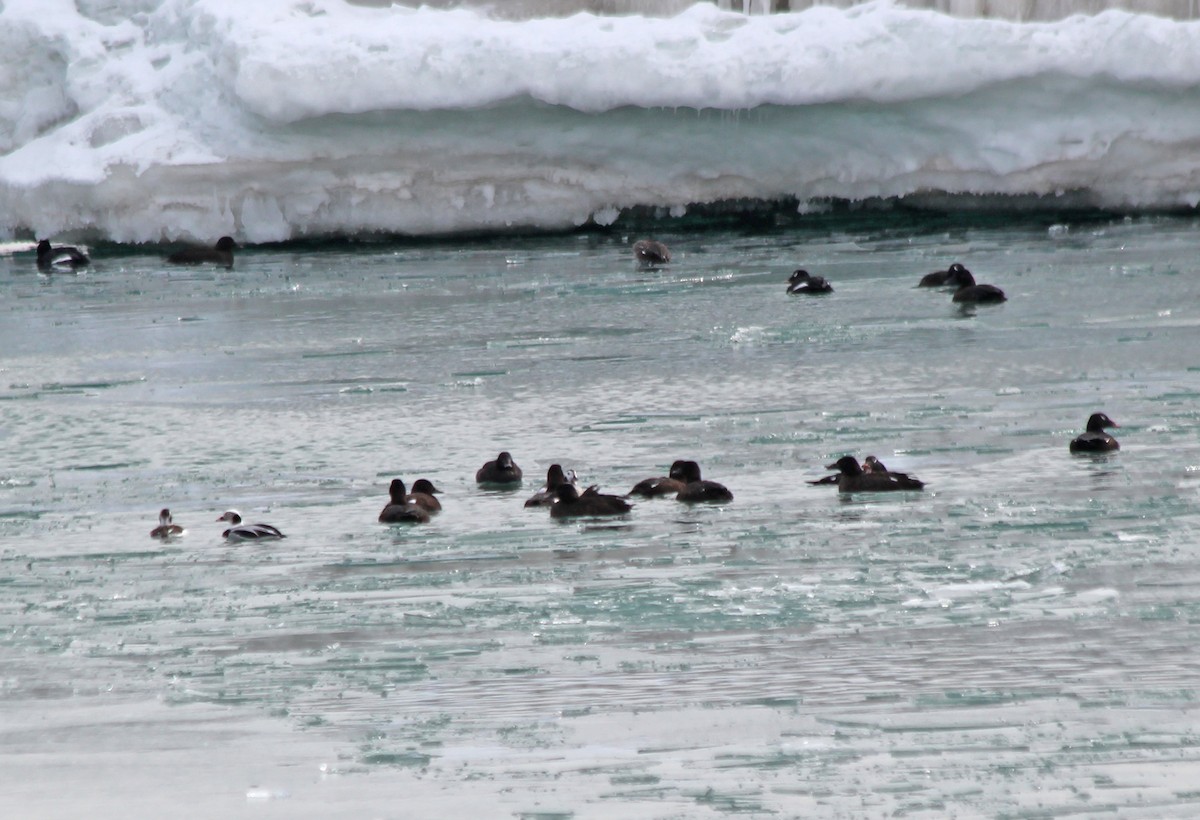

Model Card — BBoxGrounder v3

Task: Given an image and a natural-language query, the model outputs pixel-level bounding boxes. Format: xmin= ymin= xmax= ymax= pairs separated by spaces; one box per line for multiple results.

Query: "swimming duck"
xmin=166 ymin=236 xmax=236 ymax=268
xmin=786 ymin=269 xmax=833 ymax=294
xmin=379 ymin=479 xmax=432 ymax=523
xmin=1069 ymin=413 xmax=1120 ymax=453
xmin=627 ymin=460 xmax=690 ymax=498
xmin=37 ymin=240 xmax=90 ymax=271
xmin=633 ymin=239 xmax=670 ymax=266
xmin=525 ymin=464 xmax=578 ymax=507
xmin=150 ymin=508 xmax=185 ymax=539
xmin=217 ymin=510 xmax=286 ymax=540
xmin=822 ymin=455 xmax=925 ymax=493
xmin=918 ymin=262 xmax=966 ymax=287
xmin=476 ymin=451 xmax=523 ymax=486
xmin=809 ymin=456 xmax=882 ymax=485
xmin=549 ymin=483 xmax=633 ymax=518
xmin=671 ymin=460 xmax=734 ymax=503
xmin=408 ymin=479 xmax=442 ymax=512
xmin=949 ymin=266 xmax=1006 ymax=303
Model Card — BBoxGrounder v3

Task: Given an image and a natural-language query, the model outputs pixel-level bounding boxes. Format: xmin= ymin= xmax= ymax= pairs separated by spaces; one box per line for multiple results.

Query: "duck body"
xmin=150 ymin=508 xmax=185 ymax=539
xmin=525 ymin=464 xmax=577 ymax=507
xmin=633 ymin=239 xmax=670 ymax=266
xmin=1070 ymin=413 xmax=1120 ymax=453
xmin=166 ymin=236 xmax=236 ymax=268
xmin=824 ymin=455 xmax=925 ymax=493
xmin=628 ymin=459 xmax=689 ymax=498
xmin=670 ymin=460 xmax=734 ymax=503
xmin=787 ymin=269 xmax=833 ymax=294
xmin=549 ymin=483 xmax=632 ymax=518
xmin=217 ymin=510 xmax=286 ymax=540
xmin=949 ymin=267 xmax=1006 ymax=303
xmin=476 ymin=451 xmax=523 ymax=486
xmin=918 ymin=262 xmax=966 ymax=287
xmin=379 ymin=479 xmax=433 ymax=523
xmin=37 ymin=240 xmax=89 ymax=271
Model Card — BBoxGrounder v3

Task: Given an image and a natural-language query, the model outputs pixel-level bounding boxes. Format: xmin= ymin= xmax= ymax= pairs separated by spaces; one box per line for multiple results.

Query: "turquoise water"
xmin=3 ymin=211 xmax=1200 ymax=817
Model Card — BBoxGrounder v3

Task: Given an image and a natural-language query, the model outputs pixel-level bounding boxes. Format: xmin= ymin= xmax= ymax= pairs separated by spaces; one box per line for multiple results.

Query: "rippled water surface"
xmin=3 ymin=213 xmax=1200 ymax=817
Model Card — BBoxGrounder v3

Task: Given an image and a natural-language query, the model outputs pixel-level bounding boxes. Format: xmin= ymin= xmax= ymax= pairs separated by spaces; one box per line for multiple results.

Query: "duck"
xmin=671 ymin=460 xmax=734 ymax=503
xmin=408 ymin=479 xmax=442 ymax=512
xmin=808 ymin=455 xmax=876 ymax=486
xmin=918 ymin=262 xmax=966 ymax=287
xmin=525 ymin=464 xmax=578 ymax=507
xmin=378 ymin=479 xmax=432 ymax=523
xmin=1069 ymin=412 xmax=1120 ymax=453
xmin=821 ymin=455 xmax=925 ymax=493
xmin=633 ymin=239 xmax=670 ymax=266
xmin=166 ymin=236 xmax=236 ymax=268
xmin=37 ymin=240 xmax=90 ymax=271
xmin=217 ymin=510 xmax=286 ymax=540
xmin=476 ymin=451 xmax=523 ymax=486
xmin=549 ymin=483 xmax=633 ymax=518
xmin=949 ymin=266 xmax=1006 ymax=303
xmin=786 ymin=269 xmax=833 ymax=294
xmin=627 ymin=460 xmax=690 ymax=498
xmin=150 ymin=508 xmax=185 ymax=539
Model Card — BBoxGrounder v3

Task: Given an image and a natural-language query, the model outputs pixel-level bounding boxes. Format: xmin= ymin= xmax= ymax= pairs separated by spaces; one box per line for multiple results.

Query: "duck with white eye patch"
xmin=525 ymin=464 xmax=578 ymax=508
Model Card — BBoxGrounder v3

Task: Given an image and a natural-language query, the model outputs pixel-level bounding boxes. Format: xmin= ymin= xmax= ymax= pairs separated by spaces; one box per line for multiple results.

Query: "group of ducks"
xmin=788 ymin=260 xmax=1005 ymax=303
xmin=34 ymin=237 xmax=237 ymax=271
xmin=380 ymin=452 xmax=736 ymax=525
xmin=634 ymin=238 xmax=1005 ymax=304
xmin=150 ymin=414 xmax=1120 ymax=539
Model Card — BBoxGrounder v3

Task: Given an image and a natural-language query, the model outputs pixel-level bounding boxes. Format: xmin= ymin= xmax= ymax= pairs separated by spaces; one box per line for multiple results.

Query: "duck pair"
xmin=165 ymin=236 xmax=237 ymax=268
xmin=150 ymin=508 xmax=285 ymax=540
xmin=920 ymin=262 xmax=1006 ymax=303
xmin=379 ymin=478 xmax=443 ymax=524
xmin=628 ymin=460 xmax=734 ymax=503
xmin=521 ymin=464 xmax=634 ymax=518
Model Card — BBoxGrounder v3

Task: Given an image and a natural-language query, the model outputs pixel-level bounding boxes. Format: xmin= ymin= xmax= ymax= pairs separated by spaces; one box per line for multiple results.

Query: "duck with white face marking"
xmin=217 ymin=510 xmax=286 ymax=540
xmin=525 ymin=464 xmax=578 ymax=507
